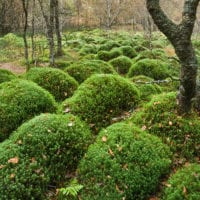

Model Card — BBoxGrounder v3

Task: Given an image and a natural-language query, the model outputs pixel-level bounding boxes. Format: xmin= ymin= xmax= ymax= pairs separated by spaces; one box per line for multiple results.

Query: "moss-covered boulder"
xmin=0 ymin=69 xmax=16 ymax=84
xmin=128 ymin=58 xmax=170 ymax=80
xmin=131 ymin=92 xmax=200 ymax=160
xmin=0 ymin=113 xmax=92 ymax=200
xmin=65 ymin=60 xmax=116 ymax=84
xmin=78 ymin=123 xmax=172 ymax=200
xmin=62 ymin=74 xmax=140 ymax=132
xmin=109 ymin=56 xmax=133 ymax=74
xmin=0 ymin=79 xmax=57 ymax=141
xmin=162 ymin=164 xmax=200 ymax=200
xmin=24 ymin=67 xmax=78 ymax=101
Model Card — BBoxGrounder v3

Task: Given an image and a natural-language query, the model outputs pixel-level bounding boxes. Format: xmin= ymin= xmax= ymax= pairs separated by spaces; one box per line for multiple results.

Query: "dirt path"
xmin=0 ymin=63 xmax=26 ymax=75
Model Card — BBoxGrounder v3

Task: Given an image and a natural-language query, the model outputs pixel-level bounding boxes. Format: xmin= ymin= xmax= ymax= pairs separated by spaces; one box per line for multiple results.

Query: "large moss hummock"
xmin=62 ymin=74 xmax=140 ymax=132
xmin=128 ymin=58 xmax=169 ymax=80
xmin=162 ymin=164 xmax=200 ymax=200
xmin=25 ymin=67 xmax=78 ymax=101
xmin=132 ymin=92 xmax=200 ymax=160
xmin=0 ymin=79 xmax=57 ymax=141
xmin=0 ymin=69 xmax=16 ymax=84
xmin=0 ymin=114 xmax=92 ymax=200
xmin=78 ymin=123 xmax=172 ymax=200
xmin=65 ymin=59 xmax=116 ymax=84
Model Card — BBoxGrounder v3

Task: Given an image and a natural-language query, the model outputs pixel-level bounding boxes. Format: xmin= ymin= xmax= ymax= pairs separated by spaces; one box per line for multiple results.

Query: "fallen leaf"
xmin=102 ymin=136 xmax=107 ymax=142
xmin=183 ymin=186 xmax=187 ymax=194
xmin=68 ymin=122 xmax=73 ymax=127
xmin=142 ymin=125 xmax=147 ymax=131
xmin=169 ymin=121 xmax=173 ymax=126
xmin=64 ymin=108 xmax=70 ymax=113
xmin=8 ymin=157 xmax=19 ymax=164
xmin=0 ymin=165 xmax=5 ymax=169
xmin=108 ymin=148 xmax=114 ymax=156
xmin=10 ymin=174 xmax=15 ymax=179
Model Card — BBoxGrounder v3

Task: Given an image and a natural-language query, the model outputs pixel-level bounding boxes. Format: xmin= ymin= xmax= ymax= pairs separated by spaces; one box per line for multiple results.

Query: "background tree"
xmin=146 ymin=0 xmax=200 ymax=114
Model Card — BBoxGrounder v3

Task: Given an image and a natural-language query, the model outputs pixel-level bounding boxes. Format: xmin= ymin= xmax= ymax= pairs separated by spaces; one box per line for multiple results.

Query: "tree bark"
xmin=54 ymin=0 xmax=63 ymax=56
xmin=38 ymin=0 xmax=55 ymax=66
xmin=146 ymin=0 xmax=200 ymax=114
xmin=21 ymin=0 xmax=30 ymax=71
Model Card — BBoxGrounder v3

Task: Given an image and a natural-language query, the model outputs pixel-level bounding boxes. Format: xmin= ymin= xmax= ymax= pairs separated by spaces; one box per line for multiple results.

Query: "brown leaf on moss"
xmin=8 ymin=157 xmax=19 ymax=164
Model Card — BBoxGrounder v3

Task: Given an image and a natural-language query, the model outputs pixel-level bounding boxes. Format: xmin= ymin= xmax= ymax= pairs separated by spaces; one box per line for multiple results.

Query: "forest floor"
xmin=0 ymin=62 xmax=26 ymax=74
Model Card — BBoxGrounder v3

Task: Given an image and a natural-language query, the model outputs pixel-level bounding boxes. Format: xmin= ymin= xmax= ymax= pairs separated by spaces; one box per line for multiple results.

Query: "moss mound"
xmin=132 ymin=92 xmax=200 ymax=159
xmin=109 ymin=56 xmax=133 ymax=74
xmin=0 ymin=79 xmax=57 ymax=141
xmin=62 ymin=74 xmax=140 ymax=132
xmin=98 ymin=40 xmax=120 ymax=51
xmin=0 ymin=69 xmax=16 ymax=83
xmin=24 ymin=67 xmax=78 ymax=101
xmin=0 ymin=113 xmax=92 ymax=200
xmin=78 ymin=123 xmax=172 ymax=200
xmin=162 ymin=164 xmax=200 ymax=200
xmin=128 ymin=58 xmax=170 ymax=80
xmin=97 ymin=48 xmax=122 ymax=61
xmin=65 ymin=60 xmax=116 ymax=84
xmin=119 ymin=45 xmax=137 ymax=58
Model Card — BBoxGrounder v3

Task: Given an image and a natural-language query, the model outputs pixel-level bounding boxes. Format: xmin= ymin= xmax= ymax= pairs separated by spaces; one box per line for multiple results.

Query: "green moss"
xmin=109 ymin=56 xmax=132 ymax=74
xmin=119 ymin=46 xmax=137 ymax=58
xmin=0 ymin=79 xmax=57 ymax=141
xmin=98 ymin=40 xmax=120 ymax=51
xmin=131 ymin=92 xmax=200 ymax=160
xmin=65 ymin=59 xmax=116 ymax=84
xmin=0 ymin=113 xmax=92 ymax=200
xmin=0 ymin=69 xmax=16 ymax=84
xmin=162 ymin=164 xmax=200 ymax=200
xmin=97 ymin=48 xmax=122 ymax=61
xmin=61 ymin=74 xmax=140 ymax=132
xmin=78 ymin=122 xmax=172 ymax=200
xmin=24 ymin=67 xmax=78 ymax=101
xmin=128 ymin=58 xmax=170 ymax=80
xmin=79 ymin=44 xmax=98 ymax=55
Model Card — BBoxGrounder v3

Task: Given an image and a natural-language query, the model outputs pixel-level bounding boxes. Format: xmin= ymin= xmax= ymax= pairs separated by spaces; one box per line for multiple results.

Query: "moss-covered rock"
xmin=131 ymin=92 xmax=200 ymax=160
xmin=24 ymin=67 xmax=78 ymax=101
xmin=0 ymin=113 xmax=92 ymax=200
xmin=65 ymin=60 xmax=116 ymax=84
xmin=128 ymin=58 xmax=170 ymax=80
xmin=62 ymin=74 xmax=140 ymax=132
xmin=109 ymin=56 xmax=133 ymax=74
xmin=78 ymin=122 xmax=172 ymax=200
xmin=0 ymin=69 xmax=16 ymax=84
xmin=162 ymin=164 xmax=200 ymax=200
xmin=0 ymin=79 xmax=57 ymax=141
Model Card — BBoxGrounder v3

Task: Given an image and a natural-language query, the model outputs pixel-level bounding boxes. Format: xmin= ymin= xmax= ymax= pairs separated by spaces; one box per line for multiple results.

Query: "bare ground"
xmin=0 ymin=62 xmax=26 ymax=75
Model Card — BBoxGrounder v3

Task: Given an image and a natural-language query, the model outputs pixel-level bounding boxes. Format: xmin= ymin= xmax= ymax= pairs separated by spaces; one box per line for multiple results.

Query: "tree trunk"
xmin=21 ymin=0 xmax=30 ymax=71
xmin=54 ymin=0 xmax=63 ymax=56
xmin=38 ymin=0 xmax=55 ymax=66
xmin=146 ymin=0 xmax=200 ymax=114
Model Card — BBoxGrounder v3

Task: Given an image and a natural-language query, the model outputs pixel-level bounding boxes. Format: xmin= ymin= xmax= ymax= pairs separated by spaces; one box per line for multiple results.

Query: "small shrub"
xmin=119 ymin=46 xmax=137 ymax=58
xmin=24 ymin=67 xmax=78 ymax=101
xmin=61 ymin=74 xmax=140 ymax=132
xmin=109 ymin=56 xmax=132 ymax=74
xmin=0 ymin=113 xmax=92 ymax=200
xmin=162 ymin=164 xmax=200 ymax=200
xmin=131 ymin=92 xmax=200 ymax=160
xmin=0 ymin=79 xmax=57 ymax=141
xmin=78 ymin=123 xmax=172 ymax=200
xmin=65 ymin=60 xmax=116 ymax=83
xmin=0 ymin=69 xmax=16 ymax=84
xmin=128 ymin=58 xmax=170 ymax=80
